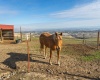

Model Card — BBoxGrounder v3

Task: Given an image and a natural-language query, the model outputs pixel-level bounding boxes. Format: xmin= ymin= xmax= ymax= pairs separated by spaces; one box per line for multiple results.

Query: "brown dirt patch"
xmin=0 ymin=43 xmax=100 ymax=80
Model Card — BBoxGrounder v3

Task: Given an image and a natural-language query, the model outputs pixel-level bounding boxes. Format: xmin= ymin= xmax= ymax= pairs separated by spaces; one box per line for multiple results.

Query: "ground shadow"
xmin=2 ymin=52 xmax=48 ymax=69
xmin=64 ymin=72 xmax=100 ymax=80
xmin=31 ymin=53 xmax=44 ymax=59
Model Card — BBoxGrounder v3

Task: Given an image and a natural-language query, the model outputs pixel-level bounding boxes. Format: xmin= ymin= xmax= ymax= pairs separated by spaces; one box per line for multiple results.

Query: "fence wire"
xmin=14 ymin=31 xmax=100 ymax=49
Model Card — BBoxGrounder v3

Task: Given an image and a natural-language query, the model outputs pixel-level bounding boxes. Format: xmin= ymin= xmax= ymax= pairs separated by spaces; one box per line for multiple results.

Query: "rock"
xmin=59 ymin=72 xmax=63 ymax=75
xmin=73 ymin=76 xmax=78 ymax=80
xmin=99 ymin=77 xmax=100 ymax=80
xmin=87 ymin=72 xmax=91 ymax=74
xmin=0 ymin=71 xmax=11 ymax=80
xmin=46 ymin=69 xmax=53 ymax=74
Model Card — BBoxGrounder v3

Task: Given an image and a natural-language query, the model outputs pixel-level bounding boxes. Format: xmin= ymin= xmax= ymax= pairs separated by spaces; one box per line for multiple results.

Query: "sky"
xmin=0 ymin=0 xmax=100 ymax=31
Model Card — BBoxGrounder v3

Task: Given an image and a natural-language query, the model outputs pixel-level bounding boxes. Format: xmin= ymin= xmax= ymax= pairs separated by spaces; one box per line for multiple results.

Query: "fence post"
xmin=83 ymin=34 xmax=85 ymax=45
xmin=26 ymin=35 xmax=30 ymax=72
xmin=20 ymin=26 xmax=22 ymax=41
xmin=97 ymin=31 xmax=100 ymax=50
xmin=0 ymin=28 xmax=3 ymax=41
xmin=30 ymin=33 xmax=31 ymax=41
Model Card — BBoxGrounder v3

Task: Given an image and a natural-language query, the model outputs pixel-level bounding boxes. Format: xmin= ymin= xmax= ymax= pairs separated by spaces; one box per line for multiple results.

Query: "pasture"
xmin=0 ymin=36 xmax=100 ymax=80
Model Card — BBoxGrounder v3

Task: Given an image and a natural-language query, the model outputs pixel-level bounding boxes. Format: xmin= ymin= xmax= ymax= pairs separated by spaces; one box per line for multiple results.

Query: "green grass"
xmin=63 ymin=38 xmax=83 ymax=44
xmin=81 ymin=51 xmax=100 ymax=61
xmin=85 ymin=37 xmax=97 ymax=41
xmin=62 ymin=37 xmax=100 ymax=61
xmin=29 ymin=37 xmax=40 ymax=52
xmin=14 ymin=36 xmax=100 ymax=62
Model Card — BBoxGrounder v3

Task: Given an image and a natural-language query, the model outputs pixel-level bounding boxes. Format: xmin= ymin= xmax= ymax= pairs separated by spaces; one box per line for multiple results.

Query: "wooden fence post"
xmin=30 ymin=33 xmax=31 ymax=41
xmin=20 ymin=26 xmax=22 ymax=41
xmin=26 ymin=35 xmax=30 ymax=72
xmin=83 ymin=34 xmax=85 ymax=45
xmin=97 ymin=31 xmax=100 ymax=50
xmin=0 ymin=29 xmax=3 ymax=41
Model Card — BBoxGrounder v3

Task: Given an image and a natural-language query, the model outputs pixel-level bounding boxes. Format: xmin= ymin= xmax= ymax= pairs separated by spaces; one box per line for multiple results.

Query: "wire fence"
xmin=68 ymin=31 xmax=100 ymax=49
xmin=14 ymin=30 xmax=100 ymax=50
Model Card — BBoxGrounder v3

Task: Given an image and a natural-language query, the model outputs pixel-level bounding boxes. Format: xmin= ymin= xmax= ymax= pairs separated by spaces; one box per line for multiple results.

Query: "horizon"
xmin=0 ymin=0 xmax=100 ymax=30
xmin=14 ymin=26 xmax=100 ymax=32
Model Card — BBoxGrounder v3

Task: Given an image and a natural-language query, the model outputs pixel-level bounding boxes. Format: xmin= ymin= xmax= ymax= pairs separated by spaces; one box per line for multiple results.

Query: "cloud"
xmin=0 ymin=6 xmax=19 ymax=15
xmin=50 ymin=0 xmax=100 ymax=19
xmin=0 ymin=10 xmax=18 ymax=15
xmin=14 ymin=18 xmax=100 ymax=31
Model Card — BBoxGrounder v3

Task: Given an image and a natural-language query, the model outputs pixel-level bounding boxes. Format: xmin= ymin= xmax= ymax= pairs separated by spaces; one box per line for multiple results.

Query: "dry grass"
xmin=0 ymin=36 xmax=100 ymax=80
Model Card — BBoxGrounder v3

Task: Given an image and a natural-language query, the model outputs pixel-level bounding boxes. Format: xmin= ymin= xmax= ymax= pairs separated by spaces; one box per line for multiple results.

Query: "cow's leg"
xmin=49 ymin=49 xmax=52 ymax=65
xmin=40 ymin=43 xmax=44 ymax=53
xmin=44 ymin=46 xmax=47 ymax=59
xmin=57 ymin=50 xmax=60 ymax=66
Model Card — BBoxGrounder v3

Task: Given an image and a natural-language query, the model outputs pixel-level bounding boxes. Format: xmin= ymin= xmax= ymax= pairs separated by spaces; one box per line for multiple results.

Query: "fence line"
xmin=81 ymin=31 xmax=100 ymax=49
xmin=14 ymin=29 xmax=100 ymax=50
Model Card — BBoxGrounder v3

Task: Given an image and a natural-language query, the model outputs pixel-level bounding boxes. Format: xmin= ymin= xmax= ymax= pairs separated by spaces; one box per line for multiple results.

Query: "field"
xmin=0 ymin=36 xmax=100 ymax=80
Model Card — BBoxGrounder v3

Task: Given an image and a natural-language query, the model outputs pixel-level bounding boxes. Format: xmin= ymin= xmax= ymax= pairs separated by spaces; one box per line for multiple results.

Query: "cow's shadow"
xmin=2 ymin=52 xmax=48 ymax=69
xmin=2 ymin=52 xmax=100 ymax=80
xmin=64 ymin=72 xmax=100 ymax=80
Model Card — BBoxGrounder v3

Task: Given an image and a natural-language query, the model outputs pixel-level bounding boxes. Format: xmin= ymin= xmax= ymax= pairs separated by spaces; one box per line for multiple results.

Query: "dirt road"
xmin=0 ymin=42 xmax=100 ymax=80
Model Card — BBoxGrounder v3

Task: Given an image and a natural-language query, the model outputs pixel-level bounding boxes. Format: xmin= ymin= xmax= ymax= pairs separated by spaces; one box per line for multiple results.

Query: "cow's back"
xmin=39 ymin=32 xmax=52 ymax=48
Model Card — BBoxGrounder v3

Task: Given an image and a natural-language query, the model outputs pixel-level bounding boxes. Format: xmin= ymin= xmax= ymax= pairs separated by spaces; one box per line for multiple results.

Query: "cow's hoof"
xmin=49 ymin=61 xmax=52 ymax=65
xmin=57 ymin=62 xmax=60 ymax=66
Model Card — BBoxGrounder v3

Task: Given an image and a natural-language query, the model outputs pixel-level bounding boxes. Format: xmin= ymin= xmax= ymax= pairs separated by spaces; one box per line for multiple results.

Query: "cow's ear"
xmin=60 ymin=32 xmax=62 ymax=36
xmin=55 ymin=32 xmax=58 ymax=36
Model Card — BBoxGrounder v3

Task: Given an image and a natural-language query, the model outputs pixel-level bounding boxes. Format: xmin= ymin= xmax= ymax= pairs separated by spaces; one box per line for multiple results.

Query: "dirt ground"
xmin=0 ymin=42 xmax=100 ymax=80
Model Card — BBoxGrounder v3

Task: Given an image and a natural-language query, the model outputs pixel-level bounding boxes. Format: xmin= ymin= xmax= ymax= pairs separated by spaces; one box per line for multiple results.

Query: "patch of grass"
xmin=81 ymin=51 xmax=100 ymax=61
xmin=29 ymin=37 xmax=40 ymax=52
xmin=63 ymin=38 xmax=83 ymax=44
xmin=85 ymin=37 xmax=97 ymax=42
xmin=23 ymin=36 xmax=99 ymax=62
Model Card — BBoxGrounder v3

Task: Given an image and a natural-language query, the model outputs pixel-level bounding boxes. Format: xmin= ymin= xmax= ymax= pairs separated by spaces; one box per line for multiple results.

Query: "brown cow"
xmin=39 ymin=32 xmax=62 ymax=66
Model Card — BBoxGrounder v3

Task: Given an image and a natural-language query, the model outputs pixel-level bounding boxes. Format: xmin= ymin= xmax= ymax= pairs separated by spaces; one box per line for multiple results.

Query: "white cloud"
xmin=2 ymin=0 xmax=100 ymax=30
xmin=0 ymin=6 xmax=18 ymax=15
xmin=0 ymin=10 xmax=18 ymax=15
xmin=14 ymin=18 xmax=100 ymax=31
xmin=51 ymin=0 xmax=100 ymax=19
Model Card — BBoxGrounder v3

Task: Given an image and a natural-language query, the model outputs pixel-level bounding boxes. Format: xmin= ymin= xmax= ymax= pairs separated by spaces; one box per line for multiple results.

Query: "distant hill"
xmin=14 ymin=27 xmax=100 ymax=34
